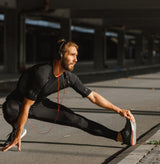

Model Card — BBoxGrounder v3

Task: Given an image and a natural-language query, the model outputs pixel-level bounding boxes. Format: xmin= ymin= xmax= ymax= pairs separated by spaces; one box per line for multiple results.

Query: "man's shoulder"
xmin=65 ymin=71 xmax=81 ymax=84
xmin=66 ymin=71 xmax=77 ymax=78
xmin=30 ymin=63 xmax=52 ymax=74
xmin=28 ymin=63 xmax=52 ymax=81
xmin=35 ymin=63 xmax=52 ymax=72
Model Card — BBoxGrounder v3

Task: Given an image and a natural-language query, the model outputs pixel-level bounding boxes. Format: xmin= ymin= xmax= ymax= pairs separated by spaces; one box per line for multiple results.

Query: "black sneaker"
xmin=3 ymin=129 xmax=16 ymax=146
xmin=3 ymin=129 xmax=27 ymax=146
xmin=120 ymin=118 xmax=136 ymax=146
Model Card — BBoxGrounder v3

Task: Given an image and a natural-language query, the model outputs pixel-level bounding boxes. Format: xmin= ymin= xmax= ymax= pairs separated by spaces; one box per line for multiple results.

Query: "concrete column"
xmin=93 ymin=27 xmax=105 ymax=70
xmin=19 ymin=15 xmax=26 ymax=72
xmin=117 ymin=30 xmax=125 ymax=66
xmin=60 ymin=18 xmax=72 ymax=40
xmin=158 ymin=40 xmax=160 ymax=63
xmin=147 ymin=35 xmax=154 ymax=64
xmin=135 ymin=34 xmax=143 ymax=65
xmin=4 ymin=9 xmax=19 ymax=73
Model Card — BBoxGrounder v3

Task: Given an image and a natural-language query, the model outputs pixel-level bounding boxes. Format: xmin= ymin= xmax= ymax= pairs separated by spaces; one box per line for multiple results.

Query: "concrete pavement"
xmin=109 ymin=124 xmax=160 ymax=164
xmin=0 ymin=69 xmax=160 ymax=164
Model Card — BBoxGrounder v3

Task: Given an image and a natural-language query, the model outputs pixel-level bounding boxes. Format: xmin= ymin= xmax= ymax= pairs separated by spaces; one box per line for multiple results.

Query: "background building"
xmin=0 ymin=0 xmax=160 ymax=74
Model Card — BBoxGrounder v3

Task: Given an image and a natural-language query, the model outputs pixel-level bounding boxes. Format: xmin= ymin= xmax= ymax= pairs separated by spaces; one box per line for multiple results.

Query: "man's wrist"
xmin=115 ymin=107 xmax=122 ymax=114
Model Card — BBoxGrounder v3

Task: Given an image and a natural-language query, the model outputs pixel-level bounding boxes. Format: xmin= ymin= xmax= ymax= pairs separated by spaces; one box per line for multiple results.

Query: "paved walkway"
xmin=0 ymin=69 xmax=160 ymax=164
xmin=109 ymin=127 xmax=160 ymax=164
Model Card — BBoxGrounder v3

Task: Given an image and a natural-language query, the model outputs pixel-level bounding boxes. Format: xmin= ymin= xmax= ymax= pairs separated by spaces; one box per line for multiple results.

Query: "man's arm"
xmin=2 ymin=98 xmax=35 ymax=152
xmin=87 ymin=91 xmax=135 ymax=122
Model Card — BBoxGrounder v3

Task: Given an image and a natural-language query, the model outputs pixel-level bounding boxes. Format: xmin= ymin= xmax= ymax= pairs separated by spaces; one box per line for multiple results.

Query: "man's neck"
xmin=52 ymin=60 xmax=65 ymax=77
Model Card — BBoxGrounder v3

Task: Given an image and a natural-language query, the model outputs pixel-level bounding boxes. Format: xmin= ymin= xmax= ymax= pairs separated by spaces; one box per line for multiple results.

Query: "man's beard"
xmin=61 ymin=59 xmax=74 ymax=71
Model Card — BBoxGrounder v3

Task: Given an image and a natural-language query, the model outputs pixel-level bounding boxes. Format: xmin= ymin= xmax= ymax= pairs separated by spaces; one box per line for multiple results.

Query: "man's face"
xmin=61 ymin=46 xmax=78 ymax=71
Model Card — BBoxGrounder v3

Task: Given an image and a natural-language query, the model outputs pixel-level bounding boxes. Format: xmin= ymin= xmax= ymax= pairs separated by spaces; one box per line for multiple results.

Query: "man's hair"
xmin=57 ymin=39 xmax=79 ymax=56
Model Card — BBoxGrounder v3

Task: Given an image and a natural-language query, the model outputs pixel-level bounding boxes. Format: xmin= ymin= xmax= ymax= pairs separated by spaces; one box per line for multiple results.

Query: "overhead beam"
xmin=50 ymin=0 xmax=160 ymax=10
xmin=70 ymin=9 xmax=160 ymax=33
xmin=0 ymin=0 xmax=44 ymax=10
xmin=17 ymin=0 xmax=44 ymax=11
xmin=103 ymin=17 xmax=160 ymax=27
xmin=71 ymin=9 xmax=160 ymax=19
xmin=71 ymin=9 xmax=160 ymax=32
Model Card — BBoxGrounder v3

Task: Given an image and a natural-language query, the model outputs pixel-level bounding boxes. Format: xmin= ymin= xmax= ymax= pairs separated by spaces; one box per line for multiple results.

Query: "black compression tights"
xmin=2 ymin=98 xmax=118 ymax=141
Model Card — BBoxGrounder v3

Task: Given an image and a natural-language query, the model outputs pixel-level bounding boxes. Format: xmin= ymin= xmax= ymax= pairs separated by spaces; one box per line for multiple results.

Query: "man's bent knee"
xmin=2 ymin=100 xmax=20 ymax=124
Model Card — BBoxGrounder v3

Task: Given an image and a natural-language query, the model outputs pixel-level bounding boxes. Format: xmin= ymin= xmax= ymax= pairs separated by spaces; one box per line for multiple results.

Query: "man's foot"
xmin=3 ymin=129 xmax=27 ymax=146
xmin=120 ymin=118 xmax=136 ymax=146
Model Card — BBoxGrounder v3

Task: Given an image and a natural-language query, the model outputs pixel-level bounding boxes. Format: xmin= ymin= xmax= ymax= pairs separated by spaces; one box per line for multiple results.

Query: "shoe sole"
xmin=130 ymin=120 xmax=136 ymax=146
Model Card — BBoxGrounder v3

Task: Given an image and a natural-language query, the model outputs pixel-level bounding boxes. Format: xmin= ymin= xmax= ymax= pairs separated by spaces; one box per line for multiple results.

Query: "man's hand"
xmin=119 ymin=109 xmax=135 ymax=122
xmin=1 ymin=137 xmax=21 ymax=152
xmin=2 ymin=98 xmax=35 ymax=152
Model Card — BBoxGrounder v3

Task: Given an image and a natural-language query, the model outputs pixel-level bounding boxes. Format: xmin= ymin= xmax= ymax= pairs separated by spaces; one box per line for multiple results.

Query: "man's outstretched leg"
xmin=30 ymin=99 xmax=136 ymax=145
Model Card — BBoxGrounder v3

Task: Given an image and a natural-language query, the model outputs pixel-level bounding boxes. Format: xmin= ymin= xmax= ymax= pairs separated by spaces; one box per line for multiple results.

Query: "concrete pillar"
xmin=19 ymin=15 xmax=26 ymax=72
xmin=60 ymin=18 xmax=72 ymax=40
xmin=135 ymin=34 xmax=143 ymax=65
xmin=117 ymin=30 xmax=125 ymax=66
xmin=147 ymin=35 xmax=154 ymax=64
xmin=4 ymin=9 xmax=19 ymax=73
xmin=93 ymin=27 xmax=105 ymax=70
xmin=158 ymin=40 xmax=160 ymax=63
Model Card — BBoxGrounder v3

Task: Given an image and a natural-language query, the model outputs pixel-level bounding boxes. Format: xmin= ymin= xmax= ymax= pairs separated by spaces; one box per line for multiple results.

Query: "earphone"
xmin=56 ymin=40 xmax=66 ymax=60
xmin=28 ymin=41 xmax=67 ymax=134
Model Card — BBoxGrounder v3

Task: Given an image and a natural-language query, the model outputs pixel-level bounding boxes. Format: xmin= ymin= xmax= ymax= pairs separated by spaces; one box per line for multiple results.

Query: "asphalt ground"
xmin=0 ymin=72 xmax=160 ymax=164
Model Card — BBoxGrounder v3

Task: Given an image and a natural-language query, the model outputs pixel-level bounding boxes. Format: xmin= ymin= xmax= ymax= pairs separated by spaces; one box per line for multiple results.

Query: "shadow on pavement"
xmin=86 ymin=85 xmax=160 ymax=90
xmin=0 ymin=139 xmax=123 ymax=149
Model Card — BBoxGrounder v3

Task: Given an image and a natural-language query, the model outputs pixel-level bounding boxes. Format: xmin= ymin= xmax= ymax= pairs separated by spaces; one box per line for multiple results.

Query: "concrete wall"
xmin=0 ymin=0 xmax=16 ymax=8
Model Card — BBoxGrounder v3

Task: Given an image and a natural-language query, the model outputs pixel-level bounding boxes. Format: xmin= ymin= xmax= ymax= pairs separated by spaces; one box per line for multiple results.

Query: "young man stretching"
xmin=2 ymin=39 xmax=136 ymax=152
